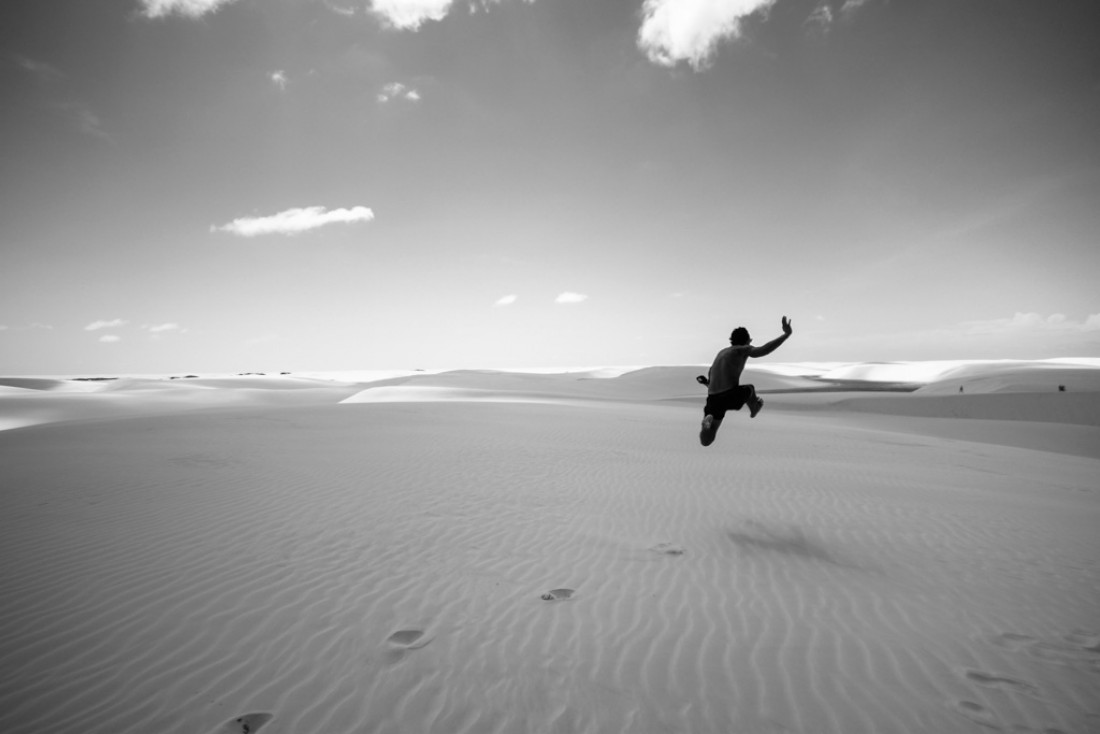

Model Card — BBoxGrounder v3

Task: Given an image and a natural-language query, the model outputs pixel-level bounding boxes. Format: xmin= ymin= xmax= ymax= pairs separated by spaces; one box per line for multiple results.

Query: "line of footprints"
xmin=212 ymin=542 xmax=691 ymax=733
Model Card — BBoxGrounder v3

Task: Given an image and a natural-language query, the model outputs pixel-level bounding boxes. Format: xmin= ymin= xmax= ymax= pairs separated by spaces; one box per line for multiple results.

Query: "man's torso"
xmin=708 ymin=346 xmax=751 ymax=394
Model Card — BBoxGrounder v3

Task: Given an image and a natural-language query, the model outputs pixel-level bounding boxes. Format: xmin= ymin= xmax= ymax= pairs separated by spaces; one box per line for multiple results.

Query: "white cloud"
xmin=637 ymin=0 xmax=777 ymax=70
xmin=146 ymin=323 xmax=181 ymax=333
xmin=555 ymin=292 xmax=588 ymax=304
xmin=212 ymin=206 xmax=375 ymax=237
xmin=804 ymin=3 xmax=833 ymax=35
xmin=139 ymin=0 xmax=238 ymax=18
xmin=324 ymin=1 xmax=358 ymax=17
xmin=960 ymin=312 xmax=1100 ymax=335
xmin=85 ymin=319 xmax=128 ymax=331
xmin=99 ymin=334 xmax=122 ymax=343
xmin=271 ymin=70 xmax=289 ymax=91
xmin=377 ymin=82 xmax=422 ymax=103
xmin=370 ymin=0 xmax=456 ymax=30
xmin=494 ymin=294 xmax=518 ymax=307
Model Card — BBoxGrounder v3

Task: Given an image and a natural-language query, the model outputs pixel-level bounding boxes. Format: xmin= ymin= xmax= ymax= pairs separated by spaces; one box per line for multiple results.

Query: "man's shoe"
xmin=700 ymin=415 xmax=717 ymax=446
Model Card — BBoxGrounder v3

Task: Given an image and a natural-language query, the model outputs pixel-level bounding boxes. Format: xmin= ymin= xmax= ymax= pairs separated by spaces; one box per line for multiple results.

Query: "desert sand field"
xmin=1 ymin=361 xmax=1098 ymax=734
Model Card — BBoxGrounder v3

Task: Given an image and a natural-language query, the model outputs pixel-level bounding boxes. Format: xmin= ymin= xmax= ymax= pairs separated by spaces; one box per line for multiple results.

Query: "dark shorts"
xmin=704 ymin=385 xmax=756 ymax=422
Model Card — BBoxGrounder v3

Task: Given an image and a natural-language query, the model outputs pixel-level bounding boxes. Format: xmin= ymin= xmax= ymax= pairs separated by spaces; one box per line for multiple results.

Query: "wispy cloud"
xmin=212 ymin=206 xmax=375 ymax=237
xmin=555 ymin=292 xmax=588 ymax=304
xmin=323 ymin=1 xmax=358 ymax=17
xmin=56 ymin=102 xmax=111 ymax=142
xmin=959 ymin=312 xmax=1100 ymax=336
xmin=85 ymin=319 xmax=128 ymax=331
xmin=99 ymin=334 xmax=122 ymax=343
xmin=146 ymin=323 xmax=182 ymax=333
xmin=377 ymin=82 xmax=421 ymax=103
xmin=14 ymin=56 xmax=110 ymax=141
xmin=14 ymin=55 xmax=64 ymax=83
xmin=637 ymin=0 xmax=777 ymax=70
xmin=270 ymin=70 xmax=289 ymax=91
xmin=494 ymin=294 xmax=518 ymax=307
xmin=138 ymin=0 xmax=239 ymax=18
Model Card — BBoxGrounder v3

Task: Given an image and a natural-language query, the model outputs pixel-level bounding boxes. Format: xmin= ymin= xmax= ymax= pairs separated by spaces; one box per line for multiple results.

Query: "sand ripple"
xmin=1 ymin=398 xmax=1098 ymax=733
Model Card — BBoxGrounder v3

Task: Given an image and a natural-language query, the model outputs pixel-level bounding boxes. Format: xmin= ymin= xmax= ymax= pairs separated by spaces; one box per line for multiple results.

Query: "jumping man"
xmin=697 ymin=316 xmax=793 ymax=447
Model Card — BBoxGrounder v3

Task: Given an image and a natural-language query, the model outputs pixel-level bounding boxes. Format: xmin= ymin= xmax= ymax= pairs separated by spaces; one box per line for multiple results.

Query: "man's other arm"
xmin=750 ymin=316 xmax=793 ymax=358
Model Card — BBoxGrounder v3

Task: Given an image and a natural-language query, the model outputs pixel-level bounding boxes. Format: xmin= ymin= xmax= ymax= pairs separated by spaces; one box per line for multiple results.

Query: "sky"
xmin=2 ymin=0 xmax=1099 ymax=374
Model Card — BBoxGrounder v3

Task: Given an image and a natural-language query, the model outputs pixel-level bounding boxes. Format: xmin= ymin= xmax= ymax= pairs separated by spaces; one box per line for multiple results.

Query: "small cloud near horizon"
xmin=960 ymin=312 xmax=1100 ymax=335
xmin=212 ymin=206 xmax=375 ymax=237
xmin=146 ymin=323 xmax=182 ymax=333
xmin=85 ymin=319 xmax=127 ymax=331
xmin=494 ymin=294 xmax=518 ymax=307
xmin=99 ymin=334 xmax=121 ymax=343
xmin=555 ymin=292 xmax=588 ymax=304
xmin=377 ymin=82 xmax=421 ymax=103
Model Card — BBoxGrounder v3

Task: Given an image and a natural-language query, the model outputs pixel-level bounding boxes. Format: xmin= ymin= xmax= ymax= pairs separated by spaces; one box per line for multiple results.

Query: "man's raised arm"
xmin=750 ymin=316 xmax=793 ymax=358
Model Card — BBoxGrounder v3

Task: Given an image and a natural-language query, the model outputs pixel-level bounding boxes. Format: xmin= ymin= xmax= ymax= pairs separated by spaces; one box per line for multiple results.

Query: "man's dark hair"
xmin=730 ymin=327 xmax=750 ymax=346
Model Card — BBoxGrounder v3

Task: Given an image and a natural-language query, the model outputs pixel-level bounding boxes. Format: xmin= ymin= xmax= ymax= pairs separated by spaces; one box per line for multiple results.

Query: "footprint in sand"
xmin=990 ymin=632 xmax=1038 ymax=652
xmin=952 ymin=700 xmax=999 ymax=729
xmin=650 ymin=542 xmax=686 ymax=556
xmin=540 ymin=588 xmax=575 ymax=601
xmin=963 ymin=670 xmax=1042 ymax=698
xmin=217 ymin=713 xmax=273 ymax=734
xmin=989 ymin=629 xmax=1100 ymax=673
xmin=387 ymin=629 xmax=433 ymax=649
xmin=384 ymin=629 xmax=433 ymax=664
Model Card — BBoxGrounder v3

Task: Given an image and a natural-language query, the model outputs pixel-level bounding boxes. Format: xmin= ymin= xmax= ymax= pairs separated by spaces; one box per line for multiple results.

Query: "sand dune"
xmin=1 ymin=361 xmax=1098 ymax=733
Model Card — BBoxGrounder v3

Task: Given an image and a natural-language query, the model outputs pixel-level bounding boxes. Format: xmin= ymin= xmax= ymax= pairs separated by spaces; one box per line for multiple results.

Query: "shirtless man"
xmin=698 ymin=316 xmax=793 ymax=447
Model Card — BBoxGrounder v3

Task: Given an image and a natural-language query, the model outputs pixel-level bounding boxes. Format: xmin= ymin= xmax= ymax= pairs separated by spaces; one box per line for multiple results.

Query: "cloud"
xmin=212 ymin=206 xmax=375 ymax=237
xmin=637 ymin=0 xmax=777 ymax=70
xmin=494 ymin=294 xmax=518 ymax=307
xmin=370 ymin=0 xmax=456 ymax=30
xmin=324 ymin=1 xmax=358 ymax=17
xmin=270 ymin=70 xmax=289 ymax=91
xmin=959 ymin=313 xmax=1100 ymax=336
xmin=99 ymin=334 xmax=122 ymax=343
xmin=14 ymin=55 xmax=64 ymax=83
xmin=54 ymin=102 xmax=110 ymax=142
xmin=15 ymin=57 xmax=110 ymax=141
xmin=138 ymin=0 xmax=239 ymax=18
xmin=0 ymin=323 xmax=54 ymax=332
xmin=85 ymin=319 xmax=128 ymax=331
xmin=146 ymin=323 xmax=182 ymax=333
xmin=377 ymin=82 xmax=422 ymax=103
xmin=555 ymin=292 xmax=588 ymax=304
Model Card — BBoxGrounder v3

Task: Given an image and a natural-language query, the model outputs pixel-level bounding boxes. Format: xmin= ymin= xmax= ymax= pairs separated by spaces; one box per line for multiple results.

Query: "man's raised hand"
xmin=782 ymin=316 xmax=793 ymax=336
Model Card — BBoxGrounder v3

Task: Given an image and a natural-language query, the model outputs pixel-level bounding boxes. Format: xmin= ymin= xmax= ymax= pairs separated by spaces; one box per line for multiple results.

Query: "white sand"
xmin=1 ymin=362 xmax=1098 ymax=734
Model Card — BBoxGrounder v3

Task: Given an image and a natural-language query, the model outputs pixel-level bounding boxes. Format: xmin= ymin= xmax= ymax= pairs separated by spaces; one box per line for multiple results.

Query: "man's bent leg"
xmin=744 ymin=385 xmax=764 ymax=418
xmin=700 ymin=414 xmax=722 ymax=447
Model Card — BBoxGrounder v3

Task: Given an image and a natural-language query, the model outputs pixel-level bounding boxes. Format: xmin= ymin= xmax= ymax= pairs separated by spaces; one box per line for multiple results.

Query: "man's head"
xmin=730 ymin=327 xmax=751 ymax=346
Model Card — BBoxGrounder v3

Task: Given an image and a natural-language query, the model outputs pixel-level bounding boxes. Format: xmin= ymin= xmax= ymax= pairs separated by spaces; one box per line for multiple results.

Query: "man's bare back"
xmin=698 ymin=316 xmax=793 ymax=447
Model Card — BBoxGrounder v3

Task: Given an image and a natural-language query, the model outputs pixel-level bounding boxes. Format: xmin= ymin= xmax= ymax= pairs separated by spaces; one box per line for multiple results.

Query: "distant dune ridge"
xmin=1 ymin=360 xmax=1098 ymax=733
